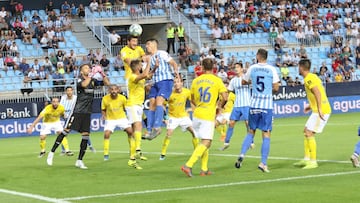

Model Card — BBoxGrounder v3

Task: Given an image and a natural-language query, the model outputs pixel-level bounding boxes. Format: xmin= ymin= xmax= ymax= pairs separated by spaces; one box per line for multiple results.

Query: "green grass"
xmin=1 ymin=112 xmax=360 ymax=203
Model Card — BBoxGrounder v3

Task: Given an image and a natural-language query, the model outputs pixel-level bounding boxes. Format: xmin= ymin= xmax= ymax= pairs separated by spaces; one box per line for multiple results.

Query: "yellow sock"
xmin=304 ymin=137 xmax=310 ymax=159
xmin=128 ymin=137 xmax=136 ymax=159
xmin=185 ymin=144 xmax=207 ymax=168
xmin=192 ymin=137 xmax=198 ymax=149
xmin=161 ymin=136 xmax=170 ymax=155
xmin=104 ymin=139 xmax=110 ymax=156
xmin=201 ymin=149 xmax=209 ymax=172
xmin=134 ymin=131 xmax=142 ymax=151
xmin=40 ymin=139 xmax=46 ymax=152
xmin=215 ymin=125 xmax=222 ymax=134
xmin=61 ymin=137 xmax=69 ymax=151
xmin=307 ymin=137 xmax=317 ymax=161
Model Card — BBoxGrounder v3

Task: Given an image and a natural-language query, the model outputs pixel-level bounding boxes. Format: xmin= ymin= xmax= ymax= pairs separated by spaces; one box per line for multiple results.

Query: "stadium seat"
xmin=0 ymin=70 xmax=5 ymax=77
xmin=111 ymin=71 xmax=120 ymax=77
xmin=157 ymin=9 xmax=165 ymax=16
xmin=31 ymin=82 xmax=41 ymax=89
xmin=188 ymin=65 xmax=195 ymax=73
xmin=3 ymin=77 xmax=11 ymax=84
xmin=6 ymin=70 xmax=15 ymax=77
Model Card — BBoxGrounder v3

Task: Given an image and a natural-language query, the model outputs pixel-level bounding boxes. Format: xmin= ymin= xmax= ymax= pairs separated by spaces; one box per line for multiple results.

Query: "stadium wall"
xmin=2 ymin=81 xmax=360 ymax=138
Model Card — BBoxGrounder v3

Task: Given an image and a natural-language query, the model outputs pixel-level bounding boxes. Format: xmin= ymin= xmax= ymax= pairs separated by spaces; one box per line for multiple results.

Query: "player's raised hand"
xmin=142 ymin=55 xmax=151 ymax=63
xmin=303 ymin=105 xmax=311 ymax=114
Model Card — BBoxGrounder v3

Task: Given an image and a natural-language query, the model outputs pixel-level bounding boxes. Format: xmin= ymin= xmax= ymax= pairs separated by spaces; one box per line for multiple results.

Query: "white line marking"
xmin=61 ymin=170 xmax=360 ymax=201
xmin=0 ymin=188 xmax=71 ymax=203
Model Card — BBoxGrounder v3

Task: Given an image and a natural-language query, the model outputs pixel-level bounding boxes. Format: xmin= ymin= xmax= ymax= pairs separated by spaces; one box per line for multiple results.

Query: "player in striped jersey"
xmin=220 ymin=63 xmax=252 ymax=151
xmin=235 ymin=49 xmax=280 ymax=173
xmin=143 ymin=38 xmax=179 ymax=140
xmin=60 ymin=86 xmax=95 ymax=154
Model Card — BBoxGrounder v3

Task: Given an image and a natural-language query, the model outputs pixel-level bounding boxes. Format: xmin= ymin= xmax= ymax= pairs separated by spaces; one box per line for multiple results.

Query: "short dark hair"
xmin=127 ymin=35 xmax=138 ymax=41
xmin=235 ymin=63 xmax=243 ymax=68
xmin=299 ymin=59 xmax=311 ymax=71
xmin=202 ymin=58 xmax=213 ymax=71
xmin=65 ymin=86 xmax=73 ymax=90
xmin=130 ymin=59 xmax=141 ymax=72
xmin=257 ymin=48 xmax=268 ymax=60
xmin=145 ymin=38 xmax=158 ymax=44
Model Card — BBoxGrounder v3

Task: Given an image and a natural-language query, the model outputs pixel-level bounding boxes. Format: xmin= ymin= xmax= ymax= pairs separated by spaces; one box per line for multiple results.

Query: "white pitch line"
xmin=61 ymin=170 xmax=360 ymax=201
xmin=0 ymin=188 xmax=71 ymax=203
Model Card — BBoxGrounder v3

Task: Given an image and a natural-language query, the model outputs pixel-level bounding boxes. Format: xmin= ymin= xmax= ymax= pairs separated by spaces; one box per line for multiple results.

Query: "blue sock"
xmin=354 ymin=141 xmax=360 ymax=155
xmin=153 ymin=105 xmax=164 ymax=128
xmin=261 ymin=137 xmax=271 ymax=165
xmin=87 ymin=139 xmax=92 ymax=147
xmin=224 ymin=126 xmax=234 ymax=144
xmin=240 ymin=133 xmax=254 ymax=155
xmin=147 ymin=110 xmax=155 ymax=130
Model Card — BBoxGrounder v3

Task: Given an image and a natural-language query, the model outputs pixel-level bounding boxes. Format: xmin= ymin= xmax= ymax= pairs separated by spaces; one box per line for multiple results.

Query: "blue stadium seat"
xmin=6 ymin=70 xmax=15 ymax=77
xmin=157 ymin=9 xmax=165 ymax=16
xmin=32 ymin=82 xmax=40 ymax=89
xmin=111 ymin=71 xmax=120 ymax=77
xmin=188 ymin=65 xmax=195 ymax=73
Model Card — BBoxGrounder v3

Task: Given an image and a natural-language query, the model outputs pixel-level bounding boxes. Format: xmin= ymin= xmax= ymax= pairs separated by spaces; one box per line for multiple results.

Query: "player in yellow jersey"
xmin=181 ymin=58 xmax=228 ymax=177
xmin=294 ymin=59 xmax=331 ymax=169
xmin=102 ymin=84 xmax=142 ymax=169
xmin=27 ymin=97 xmax=69 ymax=157
xmin=215 ymin=87 xmax=235 ymax=142
xmin=159 ymin=76 xmax=198 ymax=160
xmin=120 ymin=35 xmax=145 ymax=79
xmin=125 ymin=57 xmax=151 ymax=161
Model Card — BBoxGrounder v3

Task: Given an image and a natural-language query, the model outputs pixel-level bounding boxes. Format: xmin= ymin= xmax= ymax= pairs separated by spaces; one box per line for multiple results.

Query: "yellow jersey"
xmin=40 ymin=104 xmax=65 ymax=123
xmin=223 ymin=92 xmax=235 ymax=114
xmin=168 ymin=88 xmax=191 ymax=118
xmin=126 ymin=73 xmax=145 ymax=106
xmin=101 ymin=94 xmax=127 ymax=120
xmin=191 ymin=74 xmax=227 ymax=121
xmin=304 ymin=73 xmax=331 ymax=114
xmin=120 ymin=45 xmax=145 ymax=79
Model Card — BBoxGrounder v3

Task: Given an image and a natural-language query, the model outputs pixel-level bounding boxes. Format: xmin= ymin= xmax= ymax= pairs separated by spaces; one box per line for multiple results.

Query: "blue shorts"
xmin=148 ymin=80 xmax=174 ymax=100
xmin=229 ymin=107 xmax=249 ymax=121
xmin=248 ymin=108 xmax=273 ymax=131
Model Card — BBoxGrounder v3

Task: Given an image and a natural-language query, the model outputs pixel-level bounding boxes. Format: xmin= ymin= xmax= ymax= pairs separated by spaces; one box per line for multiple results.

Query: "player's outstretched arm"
xmin=27 ymin=114 xmax=44 ymax=134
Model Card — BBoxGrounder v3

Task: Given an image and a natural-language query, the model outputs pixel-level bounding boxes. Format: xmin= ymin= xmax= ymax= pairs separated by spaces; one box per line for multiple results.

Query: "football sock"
xmin=261 ymin=137 xmax=270 ymax=165
xmin=192 ymin=137 xmax=198 ymax=149
xmin=224 ymin=126 xmax=234 ymax=144
xmin=51 ymin=132 xmax=66 ymax=152
xmin=354 ymin=141 xmax=360 ymax=155
xmin=87 ymin=139 xmax=93 ymax=147
xmin=186 ymin=144 xmax=207 ymax=168
xmin=240 ymin=133 xmax=254 ymax=155
xmin=134 ymin=131 xmax=142 ymax=151
xmin=201 ymin=149 xmax=209 ymax=172
xmin=307 ymin=137 xmax=317 ymax=161
xmin=128 ymin=137 xmax=136 ymax=159
xmin=78 ymin=135 xmax=89 ymax=160
xmin=304 ymin=137 xmax=310 ymax=160
xmin=40 ymin=139 xmax=46 ymax=152
xmin=153 ymin=105 xmax=164 ymax=128
xmin=103 ymin=139 xmax=110 ymax=156
xmin=161 ymin=136 xmax=170 ymax=155
xmin=147 ymin=110 xmax=155 ymax=130
xmin=61 ymin=137 xmax=70 ymax=152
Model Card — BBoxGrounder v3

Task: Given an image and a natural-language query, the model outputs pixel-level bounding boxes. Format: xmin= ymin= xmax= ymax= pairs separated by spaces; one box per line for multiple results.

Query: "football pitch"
xmin=1 ymin=112 xmax=360 ymax=203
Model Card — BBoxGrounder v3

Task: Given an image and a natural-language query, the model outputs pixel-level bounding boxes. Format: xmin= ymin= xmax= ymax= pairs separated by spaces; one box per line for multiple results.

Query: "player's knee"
xmin=229 ymin=121 xmax=236 ymax=127
xmin=39 ymin=135 xmax=46 ymax=140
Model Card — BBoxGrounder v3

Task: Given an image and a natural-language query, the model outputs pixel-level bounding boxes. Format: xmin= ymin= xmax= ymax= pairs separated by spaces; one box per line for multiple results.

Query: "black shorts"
xmin=65 ymin=113 xmax=91 ymax=133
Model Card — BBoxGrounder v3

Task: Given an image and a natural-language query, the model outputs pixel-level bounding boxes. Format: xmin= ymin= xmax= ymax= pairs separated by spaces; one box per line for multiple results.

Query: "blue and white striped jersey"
xmin=60 ymin=95 xmax=77 ymax=118
xmin=228 ymin=76 xmax=251 ymax=108
xmin=150 ymin=50 xmax=174 ymax=83
xmin=243 ymin=63 xmax=279 ymax=109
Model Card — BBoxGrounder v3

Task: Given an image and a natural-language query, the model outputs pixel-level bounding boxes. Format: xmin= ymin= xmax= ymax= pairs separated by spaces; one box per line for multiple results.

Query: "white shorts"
xmin=40 ymin=121 xmax=63 ymax=135
xmin=216 ymin=113 xmax=230 ymax=123
xmin=167 ymin=116 xmax=192 ymax=131
xmin=125 ymin=105 xmax=143 ymax=123
xmin=305 ymin=113 xmax=330 ymax=133
xmin=104 ymin=118 xmax=131 ymax=132
xmin=192 ymin=117 xmax=215 ymax=140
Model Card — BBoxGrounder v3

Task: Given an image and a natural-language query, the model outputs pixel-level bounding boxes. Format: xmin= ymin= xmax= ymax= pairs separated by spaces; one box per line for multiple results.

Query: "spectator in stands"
xmin=38 ymin=66 xmax=49 ymax=80
xmin=100 ymin=54 xmax=110 ymax=72
xmin=199 ymin=43 xmax=209 ymax=56
xmin=90 ymin=0 xmax=99 ymax=12
xmin=0 ymin=6 xmax=6 ymax=18
xmin=94 ymin=48 xmax=103 ymax=62
xmin=280 ymin=64 xmax=290 ymax=81
xmin=15 ymin=2 xmax=23 ymax=21
xmin=340 ymin=59 xmax=353 ymax=74
xmin=43 ymin=56 xmax=53 ymax=73
xmin=87 ymin=49 xmax=96 ymax=64
xmin=13 ymin=18 xmax=23 ymax=38
xmin=189 ymin=4 xmax=200 ymax=21
xmin=21 ymin=16 xmax=31 ymax=30
xmin=19 ymin=58 xmax=30 ymax=75
xmin=218 ymin=60 xmax=228 ymax=72
xmin=31 ymin=12 xmax=42 ymax=25
xmin=294 ymin=77 xmax=302 ymax=86
xmin=67 ymin=49 xmax=77 ymax=64
xmin=9 ymin=41 xmax=18 ymax=54
xmin=32 ymin=59 xmax=41 ymax=71
xmin=52 ymin=69 xmax=65 ymax=92
xmin=217 ymin=67 xmax=228 ymax=82
xmin=56 ymin=50 xmax=65 ymax=63
xmin=0 ymin=18 xmax=9 ymax=30
xmin=194 ymin=61 xmax=203 ymax=77
xmin=211 ymin=24 xmax=223 ymax=41
xmin=319 ymin=64 xmax=332 ymax=83
xmin=54 ymin=28 xmax=65 ymax=42
xmin=63 ymin=15 xmax=73 ymax=31
xmin=295 ymin=26 xmax=306 ymax=45
xmin=113 ymin=54 xmax=124 ymax=71
xmin=275 ymin=54 xmax=282 ymax=67
xmin=298 ymin=44 xmax=308 ymax=59
xmin=46 ymin=1 xmax=54 ymax=14
xmin=79 ymin=55 xmax=90 ymax=66
xmin=22 ymin=28 xmax=33 ymax=44
xmin=4 ymin=54 xmax=14 ymax=71
xmin=188 ymin=50 xmax=200 ymax=65
xmin=63 ymin=56 xmax=74 ymax=73
xmin=282 ymin=51 xmax=294 ymax=66
xmin=49 ymin=10 xmax=57 ymax=22
xmin=61 ymin=1 xmax=71 ymax=14
xmin=78 ymin=4 xmax=85 ymax=18
xmin=274 ymin=38 xmax=283 ymax=55
xmin=350 ymin=67 xmax=359 ymax=81
xmin=110 ymin=30 xmax=121 ymax=45
xmin=28 ymin=67 xmax=40 ymax=81
xmin=40 ymin=33 xmax=50 ymax=50
xmin=177 ymin=44 xmax=188 ymax=69
xmin=334 ymin=71 xmax=343 ymax=82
